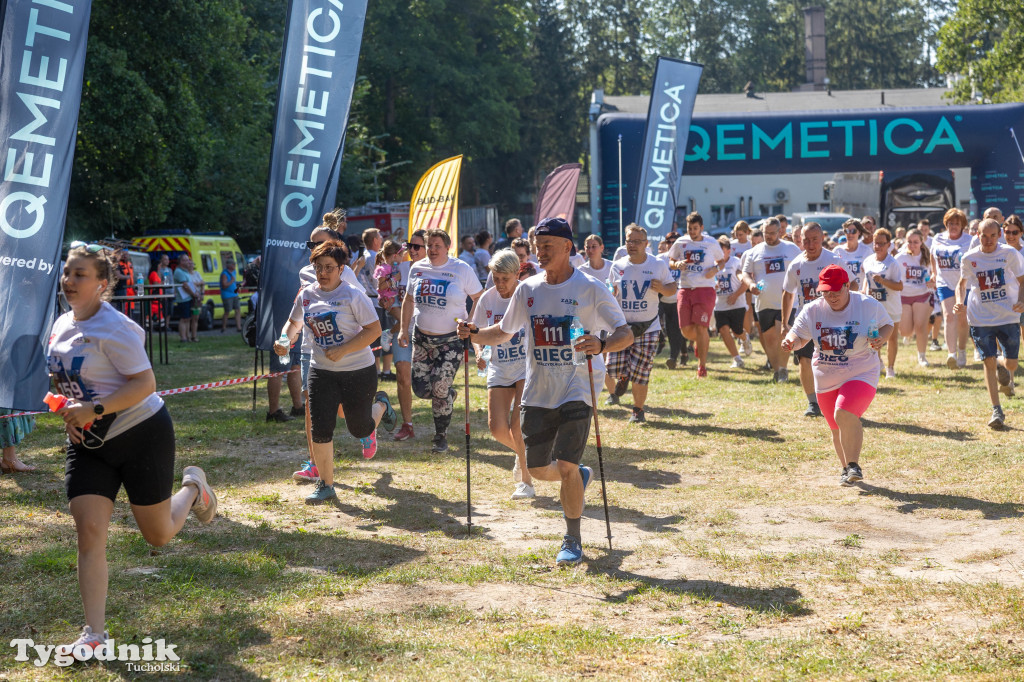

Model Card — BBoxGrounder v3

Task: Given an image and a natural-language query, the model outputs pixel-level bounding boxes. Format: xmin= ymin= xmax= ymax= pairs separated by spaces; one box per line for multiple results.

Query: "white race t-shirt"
xmin=832 ymin=242 xmax=874 ymax=289
xmin=861 ymin=253 xmax=903 ymax=323
xmin=290 ymin=281 xmax=378 ymax=372
xmin=668 ymin=234 xmax=725 ymax=289
xmin=715 ymin=256 xmax=748 ymax=311
xmin=47 ymin=303 xmax=163 ymax=440
xmin=742 ymin=240 xmax=801 ymax=311
xmin=298 ymin=264 xmax=361 ymax=354
xmin=656 ymin=252 xmax=681 ymax=302
xmin=472 ymin=286 xmax=527 ymax=387
xmin=499 ymin=269 xmax=627 ymax=408
xmin=730 ymin=239 xmax=753 ymax=258
xmin=613 ymin=245 xmax=652 ymax=260
xmin=894 ymin=252 xmax=932 ymax=297
xmin=960 ymin=245 xmax=1024 ymax=327
xmin=790 ymin=292 xmax=892 ymax=393
xmin=784 ymin=250 xmax=840 ymax=313
xmin=578 ymin=258 xmax=612 ymax=285
xmin=407 ymin=257 xmax=483 ymax=334
xmin=932 ymin=231 xmax=974 ymax=289
xmin=607 ymin=255 xmax=674 ymax=332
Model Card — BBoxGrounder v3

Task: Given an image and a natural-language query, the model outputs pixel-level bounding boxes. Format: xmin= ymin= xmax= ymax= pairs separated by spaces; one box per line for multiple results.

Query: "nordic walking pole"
xmin=618 ymin=134 xmax=624 ymax=248
xmin=464 ymin=337 xmax=472 ymax=536
xmin=585 ymin=331 xmax=613 ymax=551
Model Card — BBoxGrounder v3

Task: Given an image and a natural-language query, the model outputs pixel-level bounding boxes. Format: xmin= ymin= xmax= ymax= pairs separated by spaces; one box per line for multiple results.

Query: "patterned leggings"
xmin=412 ymin=330 xmax=464 ymax=434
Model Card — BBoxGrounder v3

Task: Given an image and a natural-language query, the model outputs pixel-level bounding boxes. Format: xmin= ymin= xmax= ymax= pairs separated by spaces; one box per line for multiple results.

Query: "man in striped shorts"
xmin=605 ymin=224 xmax=678 ymax=423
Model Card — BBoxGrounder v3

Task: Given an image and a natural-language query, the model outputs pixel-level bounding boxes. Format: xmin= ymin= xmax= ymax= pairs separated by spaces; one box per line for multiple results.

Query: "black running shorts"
xmin=521 ymin=401 xmax=591 ymax=468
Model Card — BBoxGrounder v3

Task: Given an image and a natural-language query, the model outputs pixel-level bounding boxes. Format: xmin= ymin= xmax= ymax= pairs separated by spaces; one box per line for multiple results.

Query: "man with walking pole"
xmin=458 ymin=217 xmax=632 ymax=565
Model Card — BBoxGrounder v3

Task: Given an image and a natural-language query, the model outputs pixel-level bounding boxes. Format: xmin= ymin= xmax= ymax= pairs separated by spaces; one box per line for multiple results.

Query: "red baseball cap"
xmin=816 ymin=264 xmax=849 ymax=292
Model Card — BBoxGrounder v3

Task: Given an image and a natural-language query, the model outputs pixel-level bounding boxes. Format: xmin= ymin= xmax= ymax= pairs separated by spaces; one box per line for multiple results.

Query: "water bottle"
xmin=569 ymin=316 xmax=587 ymax=366
xmin=135 ymin=273 xmax=145 ymax=296
xmin=477 ymin=345 xmax=491 ymax=377
xmin=607 ymin=281 xmax=615 ymax=293
xmin=924 ymin=270 xmax=931 ymax=283
xmin=867 ymin=319 xmax=879 ymax=341
xmin=278 ymin=332 xmax=290 ymax=349
xmin=756 ymin=279 xmax=766 ymax=293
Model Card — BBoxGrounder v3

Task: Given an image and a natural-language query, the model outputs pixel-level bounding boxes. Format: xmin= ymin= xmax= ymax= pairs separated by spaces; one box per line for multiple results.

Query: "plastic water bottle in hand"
xmin=569 ymin=316 xmax=587 ymax=366
xmin=477 ymin=345 xmax=491 ymax=377
xmin=136 ymin=274 xmax=145 ymax=296
xmin=756 ymin=279 xmax=766 ymax=293
xmin=278 ymin=332 xmax=291 ymax=350
xmin=867 ymin=319 xmax=879 ymax=341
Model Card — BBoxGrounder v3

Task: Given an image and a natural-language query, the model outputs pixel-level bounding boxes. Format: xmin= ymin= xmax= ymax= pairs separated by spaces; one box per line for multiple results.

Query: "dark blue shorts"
xmin=970 ymin=323 xmax=1020 ymax=360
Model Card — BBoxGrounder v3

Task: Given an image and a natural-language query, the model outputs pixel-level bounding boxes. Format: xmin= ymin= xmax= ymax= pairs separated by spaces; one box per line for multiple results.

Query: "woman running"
xmin=832 ymin=219 xmax=874 ymax=290
xmin=931 ymin=208 xmax=974 ymax=369
xmin=895 ymin=228 xmax=935 ymax=366
xmin=397 ymin=228 xmax=483 ymax=452
xmin=861 ymin=228 xmax=903 ymax=377
xmin=713 ymin=237 xmax=750 ymax=368
xmin=276 ymin=241 xmax=397 ymax=504
xmin=470 ymin=249 xmax=532 ymax=499
xmin=782 ymin=264 xmax=892 ymax=485
xmin=50 ymin=244 xmax=217 ymax=651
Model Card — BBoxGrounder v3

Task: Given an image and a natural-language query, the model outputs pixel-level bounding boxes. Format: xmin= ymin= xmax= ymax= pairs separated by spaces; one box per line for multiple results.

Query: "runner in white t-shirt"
xmin=860 ymin=227 xmax=904 ymax=378
xmin=954 ymin=219 xmax=1024 ymax=429
xmin=713 ymin=237 xmax=750 ymax=369
xmin=782 ymin=223 xmax=840 ymax=416
xmin=931 ymin=208 xmax=974 ymax=369
xmin=470 ymin=249 xmax=533 ymax=500
xmin=783 ymin=264 xmax=893 ymax=486
xmin=578 ymin=234 xmax=613 ymax=284
xmin=397 ymin=229 xmax=484 ymax=452
xmin=741 ymin=218 xmax=801 ymax=382
xmin=668 ymin=212 xmax=726 ymax=378
xmin=605 ymin=225 xmax=676 ymax=422
xmin=50 ymin=245 xmax=218 ymax=652
xmin=894 ymin=228 xmax=936 ymax=366
xmin=832 ymin=219 xmax=874 ymax=290
xmin=458 ymin=217 xmax=632 ymax=567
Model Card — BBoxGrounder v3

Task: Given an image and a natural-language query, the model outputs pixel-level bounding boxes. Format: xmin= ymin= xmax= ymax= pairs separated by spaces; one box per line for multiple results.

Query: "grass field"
xmin=2 ymin=331 xmax=1024 ymax=680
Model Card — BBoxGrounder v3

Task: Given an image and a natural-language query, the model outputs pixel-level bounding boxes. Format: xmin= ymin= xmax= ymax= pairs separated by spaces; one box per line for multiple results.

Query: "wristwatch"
xmin=93 ymin=403 xmax=105 ymax=416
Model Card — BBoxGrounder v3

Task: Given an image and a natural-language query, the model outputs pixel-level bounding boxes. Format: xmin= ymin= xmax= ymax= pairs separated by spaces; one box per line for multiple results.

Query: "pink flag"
xmin=533 ymin=163 xmax=583 ymax=228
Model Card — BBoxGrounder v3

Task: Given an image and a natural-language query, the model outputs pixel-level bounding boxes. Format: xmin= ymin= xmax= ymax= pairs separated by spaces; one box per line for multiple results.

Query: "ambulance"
xmin=132 ymin=230 xmax=252 ymax=329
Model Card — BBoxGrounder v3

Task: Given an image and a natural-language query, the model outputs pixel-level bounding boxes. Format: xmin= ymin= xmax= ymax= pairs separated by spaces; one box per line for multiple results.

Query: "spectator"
xmin=220 ymin=256 xmax=242 ymax=333
xmin=493 ymin=218 xmax=523 ymax=252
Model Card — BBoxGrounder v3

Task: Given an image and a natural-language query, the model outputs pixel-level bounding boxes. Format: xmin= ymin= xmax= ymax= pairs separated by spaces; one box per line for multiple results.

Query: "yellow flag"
xmin=408 ymin=155 xmax=462 ymax=254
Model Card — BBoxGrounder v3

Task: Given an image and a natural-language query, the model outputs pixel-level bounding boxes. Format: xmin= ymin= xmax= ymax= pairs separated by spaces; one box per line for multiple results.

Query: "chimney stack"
xmin=797 ymin=6 xmax=827 ymax=92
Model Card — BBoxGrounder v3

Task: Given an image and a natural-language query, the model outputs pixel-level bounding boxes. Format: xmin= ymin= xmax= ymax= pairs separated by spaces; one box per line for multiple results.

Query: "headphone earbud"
xmin=97 ymin=285 xmax=103 ymax=292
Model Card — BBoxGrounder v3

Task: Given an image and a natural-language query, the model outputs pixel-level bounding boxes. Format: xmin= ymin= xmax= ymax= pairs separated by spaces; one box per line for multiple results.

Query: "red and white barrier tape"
xmin=0 ymin=369 xmax=298 ymax=420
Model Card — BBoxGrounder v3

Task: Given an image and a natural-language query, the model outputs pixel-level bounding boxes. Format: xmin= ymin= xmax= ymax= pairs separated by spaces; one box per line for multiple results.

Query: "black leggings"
xmin=308 ymin=364 xmax=378 ymax=442
xmin=659 ymin=299 xmax=684 ymax=361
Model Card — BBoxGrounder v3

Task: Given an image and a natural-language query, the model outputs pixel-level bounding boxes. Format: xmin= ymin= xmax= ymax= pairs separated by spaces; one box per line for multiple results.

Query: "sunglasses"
xmin=306 ymin=240 xmax=323 ymax=249
xmin=1005 ymin=229 xmax=1022 ymax=236
xmin=405 ymin=242 xmax=424 ymax=251
xmin=69 ymin=241 xmax=110 ymax=254
xmin=313 ymin=264 xmax=338 ymax=274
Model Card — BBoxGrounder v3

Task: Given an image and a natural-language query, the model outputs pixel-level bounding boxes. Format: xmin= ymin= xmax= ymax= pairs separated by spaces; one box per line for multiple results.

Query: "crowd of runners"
xmin=15 ymin=205 xmax=1022 ymax=651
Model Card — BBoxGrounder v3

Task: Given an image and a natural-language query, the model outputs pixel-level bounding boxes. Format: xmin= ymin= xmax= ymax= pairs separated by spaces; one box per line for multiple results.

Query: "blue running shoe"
xmin=555 ymin=534 xmax=583 ymax=566
xmin=305 ymin=479 xmax=337 ymax=505
xmin=579 ymin=465 xmax=593 ymax=493
xmin=374 ymin=391 xmax=397 ymax=432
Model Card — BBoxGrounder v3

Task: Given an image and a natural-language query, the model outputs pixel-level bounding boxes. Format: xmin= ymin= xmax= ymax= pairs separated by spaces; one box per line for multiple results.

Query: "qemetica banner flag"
xmin=633 ymin=57 xmax=703 ymax=244
xmin=408 ymin=155 xmax=462 ymax=255
xmin=256 ymin=0 xmax=368 ymax=350
xmin=0 ymin=0 xmax=93 ymax=411
xmin=533 ymin=163 xmax=582 ymax=228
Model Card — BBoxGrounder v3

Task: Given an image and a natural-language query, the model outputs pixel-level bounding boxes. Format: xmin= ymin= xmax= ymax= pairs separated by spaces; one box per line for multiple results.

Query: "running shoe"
xmin=918 ymin=358 xmax=930 ymax=368
xmin=666 ymin=358 xmax=677 ymax=370
xmin=628 ymin=408 xmax=646 ymax=423
xmin=393 ymin=422 xmax=415 ymax=441
xmin=613 ymin=377 xmax=628 ymax=397
xmin=696 ymin=365 xmax=708 ymax=378
xmin=731 ymin=357 xmax=744 ymax=369
xmin=929 ymin=339 xmax=942 ymax=351
xmin=379 ymin=371 xmax=396 ymax=382
xmin=182 ymin=466 xmax=217 ymax=524
xmin=989 ymin=406 xmax=1006 ymax=430
xmin=604 ymin=393 xmax=620 ymax=406
xmin=266 ymin=409 xmax=294 ymax=423
xmin=957 ymin=350 xmax=968 ymax=367
xmin=67 ymin=626 xmax=109 ymax=654
xmin=996 ymin=364 xmax=1012 ymax=395
xmin=804 ymin=402 xmax=822 ymax=418
xmin=777 ymin=368 xmax=789 ymax=383
xmin=680 ymin=353 xmax=689 ymax=366
xmin=292 ymin=460 xmax=319 ymax=483
xmin=555 ymin=534 xmax=584 ymax=566
xmin=360 ymin=430 xmax=378 ymax=459
xmin=374 ymin=391 xmax=397 ymax=432
xmin=946 ymin=353 xmax=957 ymax=370
xmin=763 ymin=361 xmax=773 ymax=372
xmin=845 ymin=462 xmax=863 ymax=484
xmin=511 ymin=482 xmax=536 ymax=500
xmin=431 ymin=433 xmax=449 ymax=452
xmin=742 ymin=337 xmax=753 ymax=356
xmin=305 ymin=479 xmax=337 ymax=504
xmin=839 ymin=465 xmax=850 ymax=486
xmin=290 ymin=403 xmax=306 ymax=417
xmin=885 ymin=367 xmax=896 ymax=379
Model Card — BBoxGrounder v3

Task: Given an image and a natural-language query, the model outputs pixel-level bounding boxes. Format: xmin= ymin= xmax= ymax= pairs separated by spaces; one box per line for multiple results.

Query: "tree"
xmin=937 ymin=0 xmax=1024 ymax=103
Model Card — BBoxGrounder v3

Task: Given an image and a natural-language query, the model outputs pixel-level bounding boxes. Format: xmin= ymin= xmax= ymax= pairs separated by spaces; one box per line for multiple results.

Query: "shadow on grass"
xmin=642 ymin=421 xmax=786 ymax=442
xmin=861 ymin=418 xmax=976 ymax=441
xmin=590 ymin=550 xmax=810 ymax=616
xmin=856 ymin=483 xmax=1024 ymax=519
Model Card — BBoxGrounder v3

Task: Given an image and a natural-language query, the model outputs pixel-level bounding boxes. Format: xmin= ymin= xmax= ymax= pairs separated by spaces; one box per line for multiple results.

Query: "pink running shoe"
xmin=393 ymin=422 xmax=414 ymax=441
xmin=360 ymin=430 xmax=378 ymax=459
xmin=697 ymin=365 xmax=708 ymax=378
xmin=292 ymin=460 xmax=319 ymax=483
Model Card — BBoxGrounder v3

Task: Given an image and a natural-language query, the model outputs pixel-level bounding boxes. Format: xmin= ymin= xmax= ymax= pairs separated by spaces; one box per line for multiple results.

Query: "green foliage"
xmin=937 ymin=0 xmax=1024 ymax=103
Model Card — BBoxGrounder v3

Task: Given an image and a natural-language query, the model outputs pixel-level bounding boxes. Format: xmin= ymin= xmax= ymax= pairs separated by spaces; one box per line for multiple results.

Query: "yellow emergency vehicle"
xmin=132 ymin=230 xmax=252 ymax=329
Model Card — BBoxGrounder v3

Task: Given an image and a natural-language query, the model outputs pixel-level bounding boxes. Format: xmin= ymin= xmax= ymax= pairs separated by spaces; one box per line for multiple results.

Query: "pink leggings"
xmin=816 ymin=380 xmax=877 ymax=430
